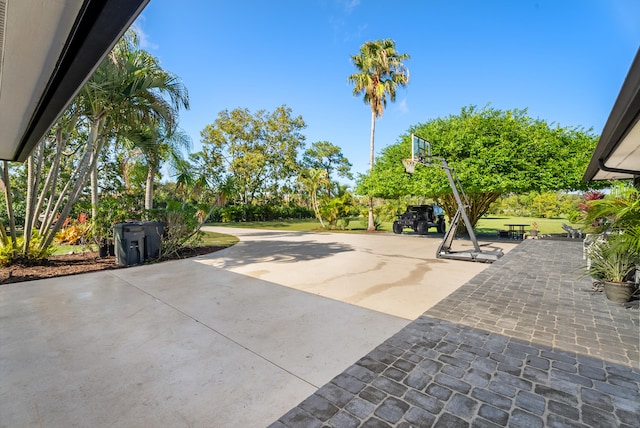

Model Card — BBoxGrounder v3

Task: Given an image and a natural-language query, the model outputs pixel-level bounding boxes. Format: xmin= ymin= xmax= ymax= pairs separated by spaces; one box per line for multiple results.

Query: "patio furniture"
xmin=504 ymin=223 xmax=528 ymax=240
xmin=562 ymin=223 xmax=582 ymax=239
xmin=583 ymin=233 xmax=607 ymax=268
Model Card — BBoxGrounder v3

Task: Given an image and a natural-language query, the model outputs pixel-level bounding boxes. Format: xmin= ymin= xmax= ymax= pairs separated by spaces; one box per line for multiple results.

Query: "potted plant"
xmin=582 ymin=183 xmax=640 ymax=302
xmin=529 ymin=221 xmax=539 ymax=238
xmin=587 ymin=236 xmax=639 ymax=303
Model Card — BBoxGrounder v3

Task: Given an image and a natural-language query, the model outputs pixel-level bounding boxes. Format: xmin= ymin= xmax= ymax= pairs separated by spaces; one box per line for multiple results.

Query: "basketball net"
xmin=402 ymin=158 xmax=416 ymax=174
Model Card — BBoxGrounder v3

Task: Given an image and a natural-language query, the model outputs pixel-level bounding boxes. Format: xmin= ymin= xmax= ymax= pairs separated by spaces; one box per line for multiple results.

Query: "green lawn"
xmin=208 ymin=219 xmax=331 ymax=232
xmin=475 ymin=216 xmax=582 ymax=235
xmin=52 ymin=217 xmax=582 ymax=255
xmin=52 ymin=231 xmax=239 ymax=255
xmin=199 ymin=231 xmax=240 ymax=246
xmin=53 ymin=244 xmax=97 ymax=255
xmin=208 ymin=216 xmax=584 ymax=236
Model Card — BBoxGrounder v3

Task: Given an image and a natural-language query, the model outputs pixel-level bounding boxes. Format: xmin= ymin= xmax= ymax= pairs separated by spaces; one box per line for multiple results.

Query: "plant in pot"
xmin=586 ymin=236 xmax=639 ymax=303
xmin=529 ymin=221 xmax=539 ymax=238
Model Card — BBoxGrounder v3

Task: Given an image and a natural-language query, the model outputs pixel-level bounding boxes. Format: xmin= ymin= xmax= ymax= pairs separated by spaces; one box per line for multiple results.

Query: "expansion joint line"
xmin=118 ymin=276 xmax=320 ymax=389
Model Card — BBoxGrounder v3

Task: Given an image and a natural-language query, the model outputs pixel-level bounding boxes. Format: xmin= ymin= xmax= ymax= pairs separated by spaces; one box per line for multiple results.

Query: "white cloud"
xmin=398 ymin=98 xmax=409 ymax=113
xmin=344 ymin=0 xmax=361 ymax=13
xmin=131 ymin=19 xmax=159 ymax=50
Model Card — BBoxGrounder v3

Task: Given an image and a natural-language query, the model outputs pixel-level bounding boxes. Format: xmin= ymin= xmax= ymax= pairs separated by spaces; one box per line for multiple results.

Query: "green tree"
xmin=122 ymin=121 xmax=191 ymax=212
xmin=298 ymin=168 xmax=330 ymax=228
xmin=319 ymin=185 xmax=357 ymax=229
xmin=1 ymin=106 xmax=90 ymax=260
xmin=359 ymin=105 xmax=598 ymax=229
xmin=531 ymin=192 xmax=561 ymax=218
xmin=302 ymin=141 xmax=353 ymax=197
xmin=348 ymin=39 xmax=410 ymax=231
xmin=0 ymin=30 xmax=189 ymax=262
xmin=199 ymin=105 xmax=306 ymax=206
xmin=74 ymin=31 xmax=185 ymax=219
xmin=96 ymin=35 xmax=189 ymax=214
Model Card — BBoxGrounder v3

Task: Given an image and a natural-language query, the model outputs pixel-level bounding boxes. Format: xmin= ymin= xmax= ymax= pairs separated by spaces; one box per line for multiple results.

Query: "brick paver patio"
xmin=271 ymin=240 xmax=640 ymax=427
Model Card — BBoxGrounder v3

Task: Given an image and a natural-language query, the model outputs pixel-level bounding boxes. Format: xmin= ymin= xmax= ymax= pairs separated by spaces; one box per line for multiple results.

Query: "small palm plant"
xmin=583 ymin=182 xmax=640 ymax=251
xmin=587 ymin=237 xmax=638 ymax=283
xmin=587 ymin=236 xmax=639 ymax=302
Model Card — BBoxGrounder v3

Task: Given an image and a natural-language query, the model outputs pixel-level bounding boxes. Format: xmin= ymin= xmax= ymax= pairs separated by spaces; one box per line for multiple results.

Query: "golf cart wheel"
xmin=437 ymin=221 xmax=446 ymax=233
xmin=392 ymin=221 xmax=403 ymax=234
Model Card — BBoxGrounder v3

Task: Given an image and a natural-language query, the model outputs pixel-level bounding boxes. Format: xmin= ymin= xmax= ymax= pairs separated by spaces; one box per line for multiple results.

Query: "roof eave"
xmin=583 ymin=48 xmax=640 ymax=182
xmin=10 ymin=0 xmax=149 ymax=162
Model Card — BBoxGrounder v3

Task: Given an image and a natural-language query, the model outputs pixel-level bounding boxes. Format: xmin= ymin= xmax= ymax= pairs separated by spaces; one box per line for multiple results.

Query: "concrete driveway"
xmin=0 ymin=227 xmax=514 ymax=427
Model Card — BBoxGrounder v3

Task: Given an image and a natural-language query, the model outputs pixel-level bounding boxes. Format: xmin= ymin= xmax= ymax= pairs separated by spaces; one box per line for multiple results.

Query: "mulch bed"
xmin=0 ymin=246 xmax=227 ymax=285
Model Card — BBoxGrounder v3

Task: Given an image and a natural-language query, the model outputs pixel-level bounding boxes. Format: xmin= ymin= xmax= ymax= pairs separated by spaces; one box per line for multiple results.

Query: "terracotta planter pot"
xmin=603 ymin=281 xmax=635 ymax=303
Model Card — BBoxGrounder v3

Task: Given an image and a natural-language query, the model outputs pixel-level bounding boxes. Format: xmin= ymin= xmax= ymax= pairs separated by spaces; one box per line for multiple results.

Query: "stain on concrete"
xmin=347 ymin=263 xmax=431 ymax=303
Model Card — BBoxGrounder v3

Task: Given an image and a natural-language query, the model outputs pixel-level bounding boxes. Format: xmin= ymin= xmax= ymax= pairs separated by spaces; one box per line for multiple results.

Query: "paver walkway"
xmin=272 ymin=240 xmax=640 ymax=427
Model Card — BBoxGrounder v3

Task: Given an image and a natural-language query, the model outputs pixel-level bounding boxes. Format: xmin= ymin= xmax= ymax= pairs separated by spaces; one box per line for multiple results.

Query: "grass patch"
xmin=208 ymin=218 xmax=406 ymax=233
xmin=53 ymin=244 xmax=97 ymax=255
xmin=207 ymin=216 xmax=584 ymax=236
xmin=51 ymin=231 xmax=238 ymax=255
xmin=207 ymin=219 xmax=325 ymax=232
xmin=475 ymin=216 xmax=582 ymax=235
xmin=198 ymin=231 xmax=239 ymax=246
xmin=208 ymin=218 xmax=396 ymax=233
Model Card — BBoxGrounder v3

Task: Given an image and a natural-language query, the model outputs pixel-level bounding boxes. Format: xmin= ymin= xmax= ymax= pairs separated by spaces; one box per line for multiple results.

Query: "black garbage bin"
xmin=141 ymin=221 xmax=165 ymax=260
xmin=114 ymin=223 xmax=145 ymax=266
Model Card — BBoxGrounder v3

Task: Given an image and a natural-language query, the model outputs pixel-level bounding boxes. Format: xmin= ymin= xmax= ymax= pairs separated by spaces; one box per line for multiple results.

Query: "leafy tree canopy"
xmin=358 ymin=105 xmax=599 ymax=228
xmin=302 ymin=141 xmax=353 ymax=182
xmin=199 ymin=105 xmax=306 ymax=205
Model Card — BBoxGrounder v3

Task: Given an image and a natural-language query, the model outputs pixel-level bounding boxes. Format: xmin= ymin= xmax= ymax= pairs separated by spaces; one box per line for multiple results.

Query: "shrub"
xmin=0 ymin=233 xmax=55 ymax=266
xmin=215 ymin=203 xmax=314 ymax=223
xmin=54 ymin=219 xmax=91 ymax=245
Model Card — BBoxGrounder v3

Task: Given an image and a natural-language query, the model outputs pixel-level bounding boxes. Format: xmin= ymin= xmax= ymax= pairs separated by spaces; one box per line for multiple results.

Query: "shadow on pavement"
xmin=200 ymin=239 xmax=354 ymax=269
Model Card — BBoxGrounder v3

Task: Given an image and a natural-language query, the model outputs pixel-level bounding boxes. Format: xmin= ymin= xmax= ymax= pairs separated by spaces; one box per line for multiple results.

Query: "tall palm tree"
xmin=81 ymin=30 xmax=189 ymax=219
xmin=123 ymin=120 xmax=191 ymax=211
xmin=348 ymin=39 xmax=409 ymax=230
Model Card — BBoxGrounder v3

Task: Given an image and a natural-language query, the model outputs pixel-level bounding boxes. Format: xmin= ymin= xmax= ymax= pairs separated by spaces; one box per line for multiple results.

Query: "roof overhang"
xmin=583 ymin=48 xmax=640 ymax=182
xmin=0 ymin=0 xmax=149 ymax=162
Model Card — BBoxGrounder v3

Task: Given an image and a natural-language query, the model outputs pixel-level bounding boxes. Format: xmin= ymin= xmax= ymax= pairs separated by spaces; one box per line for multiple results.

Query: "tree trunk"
xmin=39 ymin=120 xmax=104 ymax=253
xmin=438 ymin=191 xmax=501 ymax=235
xmin=88 ymin=118 xmax=104 ymax=221
xmin=145 ymin=162 xmax=155 ymax=212
xmin=90 ymin=165 xmax=99 ymax=219
xmin=1 ymin=161 xmax=17 ymax=249
xmin=38 ymin=130 xmax=65 ymax=236
xmin=22 ymin=154 xmax=36 ymax=253
xmin=367 ymin=110 xmax=376 ymax=231
xmin=311 ymin=184 xmax=325 ymax=229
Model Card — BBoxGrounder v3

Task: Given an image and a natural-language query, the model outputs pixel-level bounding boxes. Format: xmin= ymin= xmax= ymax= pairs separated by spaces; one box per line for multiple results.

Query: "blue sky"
xmin=135 ymin=0 xmax=639 ymax=182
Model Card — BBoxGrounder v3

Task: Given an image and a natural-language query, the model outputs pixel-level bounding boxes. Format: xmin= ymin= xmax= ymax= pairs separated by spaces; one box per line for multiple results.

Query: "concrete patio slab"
xmin=199 ymin=227 xmax=517 ymax=320
xmin=1 ymin=228 xmax=513 ymax=427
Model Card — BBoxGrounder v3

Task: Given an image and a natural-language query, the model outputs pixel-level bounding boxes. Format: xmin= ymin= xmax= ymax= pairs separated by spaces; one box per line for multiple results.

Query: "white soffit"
xmin=0 ymin=0 xmax=84 ymax=160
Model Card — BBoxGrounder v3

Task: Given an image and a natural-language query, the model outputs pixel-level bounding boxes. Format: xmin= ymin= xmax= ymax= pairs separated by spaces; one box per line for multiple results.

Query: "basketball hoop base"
xmin=402 ymin=158 xmax=416 ymax=174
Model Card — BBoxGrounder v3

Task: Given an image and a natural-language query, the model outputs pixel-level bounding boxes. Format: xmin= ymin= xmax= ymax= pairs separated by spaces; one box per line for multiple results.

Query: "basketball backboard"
xmin=411 ymin=134 xmax=431 ymax=162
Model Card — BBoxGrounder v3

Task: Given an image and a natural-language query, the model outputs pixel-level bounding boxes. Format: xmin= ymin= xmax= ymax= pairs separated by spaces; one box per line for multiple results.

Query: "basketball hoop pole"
xmin=401 ymin=140 xmax=502 ymax=261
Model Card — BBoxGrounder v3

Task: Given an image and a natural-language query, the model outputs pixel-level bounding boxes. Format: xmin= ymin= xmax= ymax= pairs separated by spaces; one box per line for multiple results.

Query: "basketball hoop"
xmin=402 ymin=158 xmax=416 ymax=174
